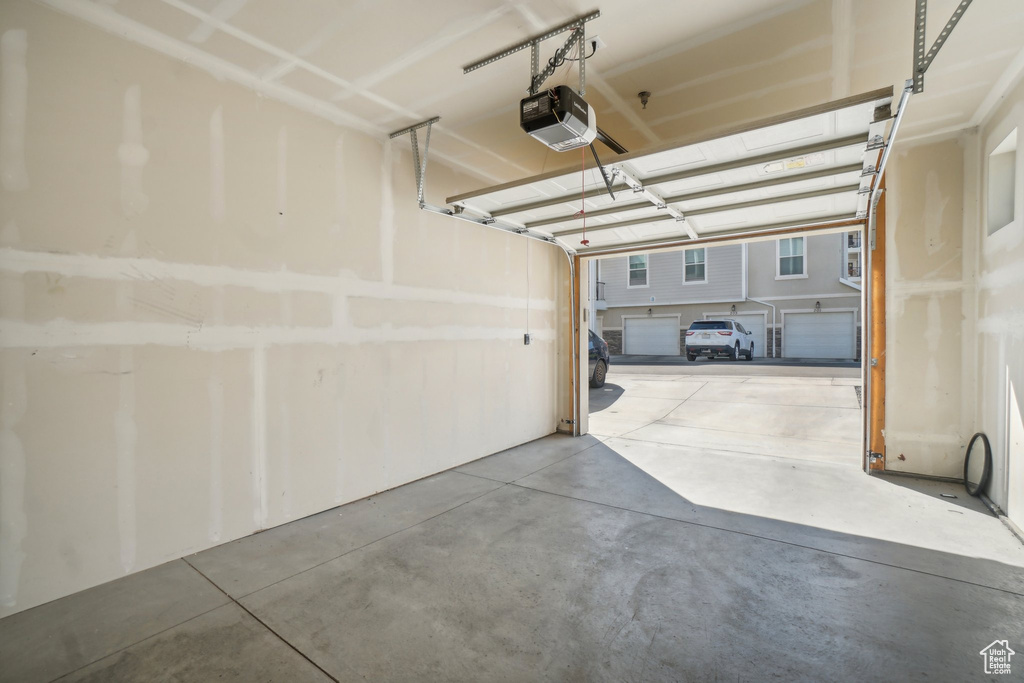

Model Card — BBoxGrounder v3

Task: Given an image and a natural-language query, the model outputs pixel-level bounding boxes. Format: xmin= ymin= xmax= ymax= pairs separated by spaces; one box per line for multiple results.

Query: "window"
xmin=683 ymin=248 xmax=706 ymax=283
xmin=988 ymin=128 xmax=1017 ymax=235
xmin=628 ymin=254 xmax=648 ymax=287
xmin=688 ymin=321 xmax=727 ymax=331
xmin=777 ymin=237 xmax=805 ymax=278
xmin=844 ymin=231 xmax=861 ymax=280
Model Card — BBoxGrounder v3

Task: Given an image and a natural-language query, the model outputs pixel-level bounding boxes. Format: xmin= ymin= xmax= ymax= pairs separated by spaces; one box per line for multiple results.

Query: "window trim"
xmin=627 ymin=254 xmax=650 ymax=289
xmin=682 ymin=248 xmax=707 ymax=285
xmin=986 ymin=127 xmax=1018 ymax=236
xmin=776 ymin=236 xmax=808 ymax=280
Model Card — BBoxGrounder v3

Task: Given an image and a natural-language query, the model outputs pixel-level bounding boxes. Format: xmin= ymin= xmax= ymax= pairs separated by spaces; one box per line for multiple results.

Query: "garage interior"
xmin=2 ymin=0 xmax=1024 ymax=680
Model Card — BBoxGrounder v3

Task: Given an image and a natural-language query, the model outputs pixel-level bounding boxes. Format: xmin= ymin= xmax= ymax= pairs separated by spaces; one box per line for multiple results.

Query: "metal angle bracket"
xmin=389 ymin=117 xmax=440 ymax=207
xmin=578 ymin=20 xmax=586 ymax=96
xmin=913 ymin=0 xmax=974 ymax=94
xmin=530 ymin=26 xmax=584 ymax=95
xmin=462 ymin=11 xmax=601 ymax=96
xmin=867 ymin=188 xmax=886 ymax=249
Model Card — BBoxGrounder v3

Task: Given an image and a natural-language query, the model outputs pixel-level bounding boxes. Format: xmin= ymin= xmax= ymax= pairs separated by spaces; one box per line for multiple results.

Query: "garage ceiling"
xmin=447 ymin=87 xmax=892 ymax=255
xmin=38 ymin=0 xmax=1024 ymax=186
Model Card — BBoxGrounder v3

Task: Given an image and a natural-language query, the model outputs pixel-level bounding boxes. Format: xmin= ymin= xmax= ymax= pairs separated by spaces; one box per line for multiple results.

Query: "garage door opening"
xmin=583 ymin=235 xmax=866 ymax=471
xmin=446 ymin=88 xmax=897 ymax=472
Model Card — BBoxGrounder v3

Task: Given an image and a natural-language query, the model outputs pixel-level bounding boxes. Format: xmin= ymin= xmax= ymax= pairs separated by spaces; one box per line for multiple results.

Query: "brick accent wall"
xmin=604 ymin=329 xmax=622 ymax=354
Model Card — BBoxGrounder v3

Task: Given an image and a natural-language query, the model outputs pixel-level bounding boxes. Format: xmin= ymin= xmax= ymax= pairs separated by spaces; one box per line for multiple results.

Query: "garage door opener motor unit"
xmin=521 ymin=85 xmax=596 ymax=152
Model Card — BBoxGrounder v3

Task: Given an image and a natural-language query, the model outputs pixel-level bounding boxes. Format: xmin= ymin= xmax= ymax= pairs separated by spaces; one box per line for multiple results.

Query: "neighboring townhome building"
xmin=593 ymin=231 xmax=863 ymax=359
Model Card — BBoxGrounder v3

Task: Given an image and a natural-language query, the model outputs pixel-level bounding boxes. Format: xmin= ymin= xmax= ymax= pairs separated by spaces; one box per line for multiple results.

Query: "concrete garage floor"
xmin=3 ymin=370 xmax=1024 ymax=681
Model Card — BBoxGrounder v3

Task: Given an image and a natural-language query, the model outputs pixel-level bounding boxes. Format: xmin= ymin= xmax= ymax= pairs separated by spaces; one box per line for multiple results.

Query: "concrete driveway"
xmin=584 ymin=359 xmax=1024 ymax=592
xmin=589 ymin=361 xmax=862 ymax=467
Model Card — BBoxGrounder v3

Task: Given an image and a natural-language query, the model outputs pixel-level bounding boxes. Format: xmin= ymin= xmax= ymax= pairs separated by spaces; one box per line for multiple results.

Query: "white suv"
xmin=685 ymin=319 xmax=755 ymax=361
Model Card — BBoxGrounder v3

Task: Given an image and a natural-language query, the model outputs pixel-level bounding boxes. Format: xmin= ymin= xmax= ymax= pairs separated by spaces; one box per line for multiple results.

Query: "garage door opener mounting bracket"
xmin=388 ymin=118 xmax=562 ymax=248
xmin=388 ymin=116 xmax=439 ymax=209
xmin=463 ymin=10 xmax=600 ymax=97
xmin=912 ymin=0 xmax=973 ymax=94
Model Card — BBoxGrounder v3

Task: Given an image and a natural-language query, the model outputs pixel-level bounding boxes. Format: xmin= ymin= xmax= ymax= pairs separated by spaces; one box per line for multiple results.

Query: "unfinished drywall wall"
xmin=884 ymin=75 xmax=1024 ymax=488
xmin=884 ymin=138 xmax=967 ymax=476
xmin=973 ymin=76 xmax=1024 ymax=523
xmin=0 ymin=3 xmax=568 ymax=617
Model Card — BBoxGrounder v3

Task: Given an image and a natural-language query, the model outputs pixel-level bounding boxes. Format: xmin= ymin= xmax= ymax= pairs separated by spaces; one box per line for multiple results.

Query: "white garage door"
xmin=624 ymin=317 xmax=679 ymax=355
xmin=784 ymin=311 xmax=856 ymax=359
xmin=707 ymin=314 xmax=767 ymax=358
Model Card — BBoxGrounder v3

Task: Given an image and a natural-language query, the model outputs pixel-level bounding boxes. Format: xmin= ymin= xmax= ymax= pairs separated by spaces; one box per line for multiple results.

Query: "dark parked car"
xmin=589 ymin=329 xmax=610 ymax=388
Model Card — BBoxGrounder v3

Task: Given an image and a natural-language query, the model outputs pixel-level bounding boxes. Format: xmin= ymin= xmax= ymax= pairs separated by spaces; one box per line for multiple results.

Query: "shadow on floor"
xmin=3 ymin=434 xmax=1023 ymax=682
xmin=588 ymin=383 xmax=624 ymax=414
xmin=873 ymin=471 xmax=982 ymax=513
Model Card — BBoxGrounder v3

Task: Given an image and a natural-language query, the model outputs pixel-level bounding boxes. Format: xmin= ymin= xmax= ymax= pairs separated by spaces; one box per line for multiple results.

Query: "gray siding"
xmin=746 ymin=233 xmax=857 ymax=299
xmin=599 ymin=245 xmax=743 ymax=307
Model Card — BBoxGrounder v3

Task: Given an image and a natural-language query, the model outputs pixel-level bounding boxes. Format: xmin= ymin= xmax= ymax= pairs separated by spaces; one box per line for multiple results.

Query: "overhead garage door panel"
xmin=447 ymin=88 xmax=893 ymax=255
xmin=625 ymin=317 xmax=679 ymax=355
xmin=784 ymin=312 xmax=856 ymax=359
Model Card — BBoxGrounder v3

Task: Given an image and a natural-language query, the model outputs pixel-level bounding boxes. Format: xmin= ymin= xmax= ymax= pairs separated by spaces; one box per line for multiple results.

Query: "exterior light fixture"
xmin=647 ymin=308 xmax=652 ymax=316
xmin=814 ymin=301 xmax=821 ymax=313
xmin=730 ymin=304 xmax=737 ymax=314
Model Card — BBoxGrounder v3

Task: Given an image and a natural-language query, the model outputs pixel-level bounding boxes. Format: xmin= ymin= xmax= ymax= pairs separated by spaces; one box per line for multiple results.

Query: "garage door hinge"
xmin=866 ymin=136 xmax=886 ymax=152
xmin=868 ymin=451 xmax=884 ymax=463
